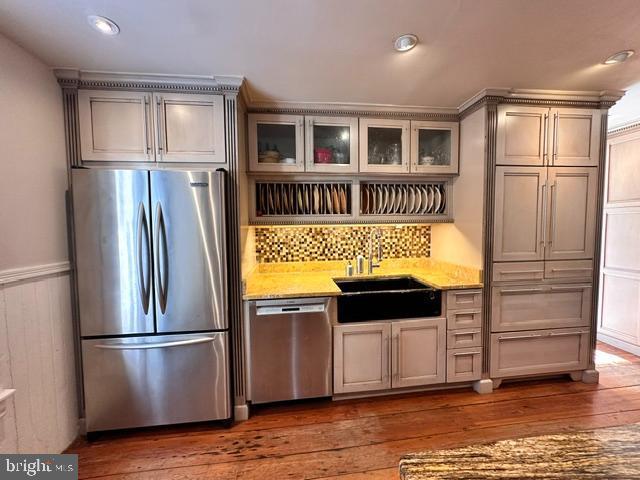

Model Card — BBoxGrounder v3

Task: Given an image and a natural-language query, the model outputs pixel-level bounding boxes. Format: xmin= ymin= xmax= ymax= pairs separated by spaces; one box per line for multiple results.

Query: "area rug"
xmin=400 ymin=424 xmax=640 ymax=479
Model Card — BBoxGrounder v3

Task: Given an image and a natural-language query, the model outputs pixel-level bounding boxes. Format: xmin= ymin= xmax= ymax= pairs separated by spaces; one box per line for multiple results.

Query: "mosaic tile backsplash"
xmin=255 ymin=225 xmax=431 ymax=263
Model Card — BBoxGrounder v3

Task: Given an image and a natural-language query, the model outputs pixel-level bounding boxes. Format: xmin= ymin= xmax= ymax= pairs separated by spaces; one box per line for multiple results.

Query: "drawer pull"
xmin=453 ymin=350 xmax=481 ymax=356
xmin=453 ymin=330 xmax=480 ymax=336
xmin=549 ymin=285 xmax=590 ymax=292
xmin=549 ymin=331 xmax=589 ymax=337
xmin=498 ymin=270 xmax=544 ymax=275
xmin=550 ymin=268 xmax=592 ymax=273
xmin=501 ymin=288 xmax=545 ymax=294
xmin=500 ymin=334 xmax=543 ymax=340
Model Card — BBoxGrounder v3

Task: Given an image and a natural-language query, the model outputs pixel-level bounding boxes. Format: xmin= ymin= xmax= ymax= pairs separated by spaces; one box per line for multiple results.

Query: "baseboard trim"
xmin=598 ymin=333 xmax=640 ymax=357
xmin=0 ymin=261 xmax=71 ymax=286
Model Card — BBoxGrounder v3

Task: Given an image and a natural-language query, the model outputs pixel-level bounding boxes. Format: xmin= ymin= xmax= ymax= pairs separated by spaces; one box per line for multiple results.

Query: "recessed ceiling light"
xmin=88 ymin=15 xmax=120 ymax=36
xmin=603 ymin=50 xmax=634 ymax=65
xmin=394 ymin=34 xmax=418 ymax=52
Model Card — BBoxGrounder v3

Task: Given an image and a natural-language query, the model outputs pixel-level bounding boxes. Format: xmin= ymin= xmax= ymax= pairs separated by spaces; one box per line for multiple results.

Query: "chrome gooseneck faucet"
xmin=368 ymin=228 xmax=383 ymax=274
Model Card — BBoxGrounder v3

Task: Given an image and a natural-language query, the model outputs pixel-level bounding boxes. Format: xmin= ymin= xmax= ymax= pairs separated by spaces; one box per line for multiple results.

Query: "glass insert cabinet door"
xmin=248 ymin=114 xmax=305 ymax=172
xmin=410 ymin=121 xmax=459 ymax=174
xmin=305 ymin=116 xmax=359 ymax=173
xmin=359 ymin=118 xmax=410 ymax=173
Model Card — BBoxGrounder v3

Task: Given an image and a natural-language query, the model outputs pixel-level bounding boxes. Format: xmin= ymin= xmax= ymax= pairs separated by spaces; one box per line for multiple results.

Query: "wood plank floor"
xmin=67 ymin=342 xmax=640 ymax=479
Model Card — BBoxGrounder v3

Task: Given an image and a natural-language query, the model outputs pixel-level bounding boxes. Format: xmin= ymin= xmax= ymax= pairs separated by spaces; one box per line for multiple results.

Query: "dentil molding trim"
xmin=0 ymin=261 xmax=71 ymax=286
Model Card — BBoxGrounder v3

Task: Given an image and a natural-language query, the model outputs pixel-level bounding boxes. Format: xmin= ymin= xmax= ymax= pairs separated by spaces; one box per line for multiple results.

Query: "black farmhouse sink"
xmin=334 ymin=276 xmax=442 ymax=323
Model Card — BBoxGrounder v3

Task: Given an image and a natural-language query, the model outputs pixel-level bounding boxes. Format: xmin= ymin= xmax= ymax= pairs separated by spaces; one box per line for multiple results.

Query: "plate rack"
xmin=249 ymin=178 xmax=452 ymax=225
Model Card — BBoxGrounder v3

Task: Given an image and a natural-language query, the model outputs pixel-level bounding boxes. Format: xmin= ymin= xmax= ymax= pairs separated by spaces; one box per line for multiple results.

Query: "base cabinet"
xmin=447 ymin=348 xmax=482 ymax=382
xmin=333 ymin=318 xmax=446 ymax=395
xmin=490 ymin=328 xmax=589 ymax=379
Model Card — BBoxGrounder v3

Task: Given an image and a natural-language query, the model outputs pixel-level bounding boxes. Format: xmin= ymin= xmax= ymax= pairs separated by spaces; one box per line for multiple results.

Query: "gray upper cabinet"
xmin=410 ymin=121 xmax=459 ymax=174
xmin=248 ymin=113 xmax=305 ymax=173
xmin=545 ymin=167 xmax=597 ymax=260
xmin=154 ymin=93 xmax=226 ymax=163
xmin=78 ymin=89 xmax=225 ymax=164
xmin=551 ymin=109 xmax=601 ymax=167
xmin=305 ymin=116 xmax=359 ymax=173
xmin=359 ymin=118 xmax=411 ymax=174
xmin=79 ymin=90 xmax=154 ymax=162
xmin=496 ymin=106 xmax=601 ymax=167
xmin=496 ymin=106 xmax=548 ymax=166
xmin=493 ymin=166 xmax=546 ymax=261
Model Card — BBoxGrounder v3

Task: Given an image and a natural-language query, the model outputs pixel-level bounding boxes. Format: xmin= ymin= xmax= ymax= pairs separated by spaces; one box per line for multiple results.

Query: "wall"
xmin=430 ymin=107 xmax=486 ymax=269
xmin=597 ymin=124 xmax=640 ymax=356
xmin=0 ymin=33 xmax=78 ymax=453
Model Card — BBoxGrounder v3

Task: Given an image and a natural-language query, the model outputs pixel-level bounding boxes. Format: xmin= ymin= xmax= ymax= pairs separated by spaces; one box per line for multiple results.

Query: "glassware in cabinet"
xmin=248 ymin=114 xmax=305 ymax=172
xmin=359 ymin=118 xmax=410 ymax=173
xmin=305 ymin=116 xmax=359 ymax=173
xmin=410 ymin=121 xmax=459 ymax=174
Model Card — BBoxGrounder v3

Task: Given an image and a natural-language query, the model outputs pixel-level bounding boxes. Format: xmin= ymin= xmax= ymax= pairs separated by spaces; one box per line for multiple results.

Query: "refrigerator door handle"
xmin=155 ymin=202 xmax=169 ymax=314
xmin=136 ymin=202 xmax=151 ymax=314
xmin=93 ymin=337 xmax=216 ymax=350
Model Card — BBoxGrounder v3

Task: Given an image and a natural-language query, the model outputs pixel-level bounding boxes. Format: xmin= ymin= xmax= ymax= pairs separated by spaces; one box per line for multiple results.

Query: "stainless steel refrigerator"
xmin=72 ymin=168 xmax=230 ymax=432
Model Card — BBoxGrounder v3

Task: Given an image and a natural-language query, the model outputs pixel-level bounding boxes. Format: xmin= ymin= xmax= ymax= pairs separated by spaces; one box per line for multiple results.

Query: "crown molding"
xmin=608 ymin=119 xmax=640 ymax=137
xmin=458 ymin=88 xmax=625 ymax=119
xmin=54 ymin=69 xmax=245 ymax=95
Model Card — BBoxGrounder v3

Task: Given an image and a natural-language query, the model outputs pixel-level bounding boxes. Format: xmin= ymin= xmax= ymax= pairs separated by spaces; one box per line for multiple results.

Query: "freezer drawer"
xmin=82 ymin=333 xmax=230 ymax=432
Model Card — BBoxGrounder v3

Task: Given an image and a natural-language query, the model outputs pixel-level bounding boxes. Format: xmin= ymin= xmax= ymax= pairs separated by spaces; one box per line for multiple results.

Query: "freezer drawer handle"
xmin=256 ymin=304 xmax=326 ymax=316
xmin=93 ymin=337 xmax=215 ymax=350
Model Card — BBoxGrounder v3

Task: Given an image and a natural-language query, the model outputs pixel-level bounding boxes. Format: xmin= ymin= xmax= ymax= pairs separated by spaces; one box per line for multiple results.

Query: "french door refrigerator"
xmin=72 ymin=168 xmax=230 ymax=432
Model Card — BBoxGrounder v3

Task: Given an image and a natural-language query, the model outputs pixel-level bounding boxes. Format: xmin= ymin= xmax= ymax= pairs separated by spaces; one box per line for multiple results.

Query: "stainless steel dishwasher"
xmin=246 ymin=297 xmax=334 ymax=404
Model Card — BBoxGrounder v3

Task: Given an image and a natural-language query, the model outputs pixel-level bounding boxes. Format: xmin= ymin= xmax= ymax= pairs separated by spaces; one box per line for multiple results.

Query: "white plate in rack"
xmin=413 ymin=185 xmax=422 ymax=214
xmin=408 ymin=185 xmax=415 ymax=214
xmin=421 ymin=185 xmax=429 ymax=214
xmin=388 ymin=187 xmax=396 ymax=214
xmin=433 ymin=186 xmax=442 ymax=214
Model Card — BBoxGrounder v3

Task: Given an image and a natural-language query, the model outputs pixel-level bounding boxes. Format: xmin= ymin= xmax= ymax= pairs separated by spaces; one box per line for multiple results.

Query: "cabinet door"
xmin=154 ymin=93 xmax=225 ymax=163
xmin=491 ymin=284 xmax=592 ymax=332
xmin=410 ymin=121 xmax=459 ymax=174
xmin=550 ymin=108 xmax=601 ymax=166
xmin=391 ymin=318 xmax=446 ymax=388
xmin=359 ymin=118 xmax=410 ymax=173
xmin=496 ymin=106 xmax=549 ymax=166
xmin=447 ymin=348 xmax=482 ymax=383
xmin=545 ymin=167 xmax=597 ymax=260
xmin=490 ymin=328 xmax=590 ymax=379
xmin=493 ymin=166 xmax=547 ymax=261
xmin=305 ymin=116 xmax=358 ymax=173
xmin=333 ymin=323 xmax=391 ymax=394
xmin=78 ymin=90 xmax=153 ymax=162
xmin=248 ymin=114 xmax=305 ymax=172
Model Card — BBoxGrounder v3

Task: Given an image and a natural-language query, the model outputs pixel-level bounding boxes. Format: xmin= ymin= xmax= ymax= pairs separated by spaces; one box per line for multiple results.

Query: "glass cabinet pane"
xmin=312 ymin=125 xmax=351 ymax=165
xmin=256 ymin=123 xmax=298 ymax=166
xmin=417 ymin=129 xmax=451 ymax=167
xmin=367 ymin=127 xmax=403 ymax=166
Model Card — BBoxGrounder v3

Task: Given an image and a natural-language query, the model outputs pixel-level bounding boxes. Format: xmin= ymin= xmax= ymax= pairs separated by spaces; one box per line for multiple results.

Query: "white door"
xmin=305 ymin=116 xmax=359 ymax=173
xmin=493 ymin=166 xmax=547 ymax=261
xmin=154 ymin=93 xmax=225 ymax=163
xmin=598 ymin=128 xmax=640 ymax=354
xmin=550 ymin=108 xmax=601 ymax=167
xmin=410 ymin=121 xmax=459 ymax=174
xmin=359 ymin=118 xmax=410 ymax=174
xmin=78 ymin=90 xmax=153 ymax=162
xmin=333 ymin=323 xmax=391 ymax=394
xmin=545 ymin=167 xmax=598 ymax=260
xmin=391 ymin=318 xmax=446 ymax=388
xmin=496 ymin=105 xmax=549 ymax=166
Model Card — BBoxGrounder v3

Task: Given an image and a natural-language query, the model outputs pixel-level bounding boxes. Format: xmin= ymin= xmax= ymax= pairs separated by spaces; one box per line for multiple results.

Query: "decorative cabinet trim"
xmin=0 ymin=262 xmax=71 ymax=286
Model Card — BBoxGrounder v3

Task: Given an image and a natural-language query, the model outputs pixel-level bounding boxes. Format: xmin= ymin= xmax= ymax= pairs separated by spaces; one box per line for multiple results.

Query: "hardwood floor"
xmin=68 ymin=342 xmax=640 ymax=479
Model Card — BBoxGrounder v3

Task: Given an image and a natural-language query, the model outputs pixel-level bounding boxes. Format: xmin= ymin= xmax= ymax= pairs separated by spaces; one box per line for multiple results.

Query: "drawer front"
xmin=446 ymin=289 xmax=482 ymax=311
xmin=492 ymin=262 xmax=544 ymax=283
xmin=490 ymin=328 xmax=590 ymax=378
xmin=447 ymin=347 xmax=482 ymax=383
xmin=447 ymin=309 xmax=482 ymax=330
xmin=544 ymin=260 xmax=593 ymax=281
xmin=447 ymin=328 xmax=482 ymax=348
xmin=491 ymin=284 xmax=592 ymax=332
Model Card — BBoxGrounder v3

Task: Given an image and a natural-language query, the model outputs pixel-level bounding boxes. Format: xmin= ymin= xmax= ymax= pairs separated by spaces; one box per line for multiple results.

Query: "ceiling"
xmin=2 ymin=0 xmax=640 ymax=108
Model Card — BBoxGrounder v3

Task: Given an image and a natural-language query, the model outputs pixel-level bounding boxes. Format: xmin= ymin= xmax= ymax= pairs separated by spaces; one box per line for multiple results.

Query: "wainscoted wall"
xmin=254 ymin=224 xmax=431 ymax=263
xmin=0 ymin=269 xmax=78 ymax=453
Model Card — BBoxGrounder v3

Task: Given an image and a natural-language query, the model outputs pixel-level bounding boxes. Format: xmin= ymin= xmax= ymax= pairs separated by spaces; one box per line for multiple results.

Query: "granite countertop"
xmin=400 ymin=423 xmax=640 ymax=479
xmin=243 ymin=258 xmax=483 ymax=300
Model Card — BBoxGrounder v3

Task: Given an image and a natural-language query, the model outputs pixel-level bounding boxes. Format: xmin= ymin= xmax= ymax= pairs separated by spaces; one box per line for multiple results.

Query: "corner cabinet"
xmin=78 ymin=90 xmax=226 ymax=164
xmin=333 ymin=318 xmax=446 ymax=395
xmin=496 ymin=105 xmax=601 ymax=167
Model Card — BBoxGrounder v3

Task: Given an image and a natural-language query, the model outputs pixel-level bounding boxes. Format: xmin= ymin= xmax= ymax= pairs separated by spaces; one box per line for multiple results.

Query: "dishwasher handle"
xmin=256 ymin=303 xmax=326 ymax=316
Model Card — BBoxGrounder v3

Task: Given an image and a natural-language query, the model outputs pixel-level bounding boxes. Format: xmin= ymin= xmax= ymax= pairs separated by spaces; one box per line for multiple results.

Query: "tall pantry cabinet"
xmin=480 ymin=98 xmax=614 ymax=387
